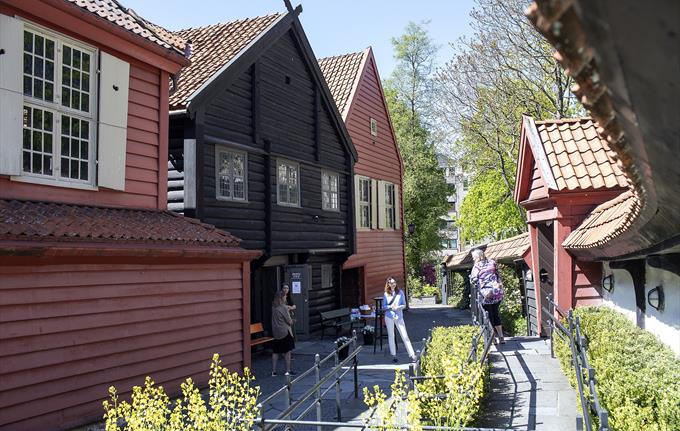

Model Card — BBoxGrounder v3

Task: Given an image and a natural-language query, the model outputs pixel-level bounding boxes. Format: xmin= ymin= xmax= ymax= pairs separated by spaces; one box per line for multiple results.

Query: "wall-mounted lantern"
xmin=407 ymin=223 xmax=415 ymax=236
xmin=647 ymin=285 xmax=665 ymax=311
xmin=602 ymin=274 xmax=614 ymax=292
xmin=525 ymin=269 xmax=533 ymax=282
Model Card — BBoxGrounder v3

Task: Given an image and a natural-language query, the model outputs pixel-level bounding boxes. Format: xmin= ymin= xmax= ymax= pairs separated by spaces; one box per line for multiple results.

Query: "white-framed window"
xmin=384 ymin=182 xmax=396 ymax=229
xmin=357 ymin=176 xmax=371 ymax=229
xmin=370 ymin=117 xmax=378 ymax=137
xmin=321 ymin=170 xmax=339 ymax=211
xmin=215 ymin=146 xmax=247 ymax=201
xmin=20 ymin=25 xmax=97 ymax=185
xmin=321 ymin=264 xmax=333 ymax=288
xmin=277 ymin=159 xmax=300 ymax=206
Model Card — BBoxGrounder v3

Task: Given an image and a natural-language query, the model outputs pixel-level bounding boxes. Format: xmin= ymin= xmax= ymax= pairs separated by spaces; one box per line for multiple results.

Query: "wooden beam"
xmin=264 ymin=139 xmax=273 ymax=257
xmin=609 ymin=259 xmax=646 ymax=328
xmin=314 ymin=87 xmax=320 ymax=162
xmin=647 ymin=254 xmax=680 ymax=278
xmin=252 ymin=61 xmax=261 ymax=144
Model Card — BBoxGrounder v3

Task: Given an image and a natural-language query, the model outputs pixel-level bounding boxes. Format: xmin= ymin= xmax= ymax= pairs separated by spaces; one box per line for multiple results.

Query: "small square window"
xmin=357 ymin=177 xmax=371 ymax=229
xmin=215 ymin=146 xmax=247 ymax=201
xmin=277 ymin=160 xmax=300 ymax=206
xmin=322 ymin=171 xmax=339 ymax=211
xmin=370 ymin=118 xmax=378 ymax=137
xmin=321 ymin=264 xmax=333 ymax=288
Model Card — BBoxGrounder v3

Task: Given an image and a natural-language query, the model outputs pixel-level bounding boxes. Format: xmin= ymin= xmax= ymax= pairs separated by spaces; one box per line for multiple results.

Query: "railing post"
xmin=352 ymin=331 xmax=358 ymax=399
xmin=334 ymin=344 xmax=341 ymax=421
xmin=314 ymin=353 xmax=321 ymax=431
xmin=285 ymin=372 xmax=292 ymax=424
xmin=548 ymin=294 xmax=555 ymax=358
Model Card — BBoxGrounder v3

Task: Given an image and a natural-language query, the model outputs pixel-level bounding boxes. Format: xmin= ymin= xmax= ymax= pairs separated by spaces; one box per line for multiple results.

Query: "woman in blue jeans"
xmin=470 ymin=249 xmax=505 ymax=344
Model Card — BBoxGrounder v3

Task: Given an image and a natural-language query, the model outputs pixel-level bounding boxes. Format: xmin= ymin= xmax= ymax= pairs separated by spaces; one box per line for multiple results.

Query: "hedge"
xmin=554 ymin=307 xmax=680 ymax=431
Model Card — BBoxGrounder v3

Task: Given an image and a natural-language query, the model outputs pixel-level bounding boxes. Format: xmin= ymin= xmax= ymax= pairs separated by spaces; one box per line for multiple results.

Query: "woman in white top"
xmin=382 ymin=277 xmax=416 ymax=363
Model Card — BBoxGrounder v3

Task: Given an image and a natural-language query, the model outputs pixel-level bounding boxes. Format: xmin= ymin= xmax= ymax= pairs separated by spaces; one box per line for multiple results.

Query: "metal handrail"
xmin=542 ymin=295 xmax=609 ymax=431
xmin=255 ymin=332 xmax=361 ymax=431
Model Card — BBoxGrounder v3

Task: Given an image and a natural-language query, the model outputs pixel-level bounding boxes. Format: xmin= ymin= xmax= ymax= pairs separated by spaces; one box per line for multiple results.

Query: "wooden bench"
xmin=250 ymin=323 xmax=274 ymax=348
xmin=319 ymin=308 xmax=354 ymax=340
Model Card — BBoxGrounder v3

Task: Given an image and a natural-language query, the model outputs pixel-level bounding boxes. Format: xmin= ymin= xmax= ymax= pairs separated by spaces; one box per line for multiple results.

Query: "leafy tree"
xmin=385 ymin=23 xmax=449 ymax=275
xmin=457 ymin=170 xmax=525 ymax=243
xmin=435 ymin=0 xmax=584 ymax=241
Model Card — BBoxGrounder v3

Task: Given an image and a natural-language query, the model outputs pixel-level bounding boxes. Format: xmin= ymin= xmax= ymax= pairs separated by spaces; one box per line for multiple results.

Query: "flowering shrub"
xmin=362 ymin=325 xmax=375 ymax=335
xmin=103 ymin=354 xmax=260 ymax=431
xmin=363 ymin=325 xmax=487 ymax=428
xmin=420 ymin=262 xmax=437 ymax=286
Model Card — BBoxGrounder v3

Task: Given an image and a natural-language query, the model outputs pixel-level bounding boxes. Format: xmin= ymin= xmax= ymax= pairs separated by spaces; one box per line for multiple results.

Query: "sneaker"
xmin=271 ymin=372 xmax=278 ymax=377
xmin=284 ymin=371 xmax=296 ymax=376
xmin=392 ymin=357 xmax=398 ymax=363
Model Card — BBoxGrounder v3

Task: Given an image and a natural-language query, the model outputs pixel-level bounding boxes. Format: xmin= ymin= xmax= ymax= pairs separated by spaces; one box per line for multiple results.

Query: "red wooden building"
xmin=0 ymin=1 xmax=258 ymax=430
xmin=513 ymin=116 xmax=628 ymax=334
xmin=318 ymin=48 xmax=406 ymax=305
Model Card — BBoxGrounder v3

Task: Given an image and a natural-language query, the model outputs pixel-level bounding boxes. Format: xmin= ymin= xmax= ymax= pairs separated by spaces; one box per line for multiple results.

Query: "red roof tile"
xmin=67 ymin=0 xmax=185 ymax=54
xmin=169 ymin=14 xmax=282 ymax=109
xmin=445 ymin=233 xmax=530 ymax=269
xmin=0 ymin=200 xmax=241 ymax=247
xmin=318 ymin=50 xmax=367 ymax=118
xmin=533 ymin=118 xmax=628 ymax=191
xmin=562 ymin=190 xmax=640 ymax=249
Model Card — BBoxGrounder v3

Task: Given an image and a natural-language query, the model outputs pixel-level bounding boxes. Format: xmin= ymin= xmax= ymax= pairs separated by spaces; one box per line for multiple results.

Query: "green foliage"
xmin=385 ymin=22 xmax=449 ymax=275
xmin=554 ymin=307 xmax=680 ymax=431
xmin=364 ymin=326 xmax=487 ymax=428
xmin=457 ymin=170 xmax=526 ymax=243
xmin=408 ymin=273 xmax=439 ymax=300
xmin=447 ymin=272 xmax=468 ymax=308
xmin=498 ymin=264 xmax=525 ymax=336
xmin=103 ymin=354 xmax=260 ymax=431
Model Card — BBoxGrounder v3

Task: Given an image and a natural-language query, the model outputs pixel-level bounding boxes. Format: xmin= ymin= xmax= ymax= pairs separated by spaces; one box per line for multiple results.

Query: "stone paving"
xmin=477 ymin=336 xmax=578 ymax=431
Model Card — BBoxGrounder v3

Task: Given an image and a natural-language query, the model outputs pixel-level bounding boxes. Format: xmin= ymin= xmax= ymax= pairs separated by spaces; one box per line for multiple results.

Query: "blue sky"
xmin=123 ymin=0 xmax=476 ymax=78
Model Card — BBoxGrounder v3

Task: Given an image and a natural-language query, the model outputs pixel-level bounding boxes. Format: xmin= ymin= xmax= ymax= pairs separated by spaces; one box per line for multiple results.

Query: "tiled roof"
xmin=169 ymin=14 xmax=282 ymax=109
xmin=534 ymin=118 xmax=628 ymax=191
xmin=445 ymin=233 xmax=530 ymax=269
xmin=67 ymin=0 xmax=185 ymax=54
xmin=0 ymin=200 xmax=241 ymax=247
xmin=563 ymin=190 xmax=641 ymax=249
xmin=318 ymin=50 xmax=366 ymax=118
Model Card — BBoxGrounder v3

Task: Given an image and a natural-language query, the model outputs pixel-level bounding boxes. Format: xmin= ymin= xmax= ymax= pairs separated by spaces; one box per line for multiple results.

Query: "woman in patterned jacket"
xmin=470 ymin=249 xmax=505 ymax=344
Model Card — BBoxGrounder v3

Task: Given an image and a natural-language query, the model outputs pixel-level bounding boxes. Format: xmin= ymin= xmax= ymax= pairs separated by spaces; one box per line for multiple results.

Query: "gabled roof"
xmin=0 ymin=200 xmax=241 ymax=248
xmin=563 ymin=190 xmax=641 ymax=250
xmin=169 ymin=14 xmax=283 ymax=109
xmin=445 ymin=233 xmax=530 ymax=270
xmin=66 ymin=0 xmax=185 ymax=55
xmin=318 ymin=50 xmax=367 ymax=118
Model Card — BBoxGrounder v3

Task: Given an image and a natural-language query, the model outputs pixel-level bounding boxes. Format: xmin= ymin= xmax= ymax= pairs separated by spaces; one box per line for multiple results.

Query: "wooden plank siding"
xmin=342 ymin=54 xmax=405 ymax=303
xmin=0 ymin=260 xmax=244 ymax=431
xmin=527 ymin=162 xmax=549 ymax=201
xmin=0 ymin=62 xmax=163 ymax=209
xmin=193 ymin=30 xmax=352 ymax=255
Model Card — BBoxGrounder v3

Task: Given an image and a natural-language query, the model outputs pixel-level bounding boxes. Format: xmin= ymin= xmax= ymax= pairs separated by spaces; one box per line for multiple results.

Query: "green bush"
xmin=554 ymin=307 xmax=680 ymax=431
xmin=498 ymin=264 xmax=525 ymax=336
xmin=408 ymin=274 xmax=440 ymax=301
xmin=447 ymin=272 xmax=468 ymax=308
xmin=103 ymin=354 xmax=260 ymax=431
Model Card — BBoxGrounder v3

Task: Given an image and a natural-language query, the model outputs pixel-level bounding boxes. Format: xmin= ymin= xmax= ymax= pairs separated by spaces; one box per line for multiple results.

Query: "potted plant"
xmin=361 ymin=325 xmax=375 ymax=346
xmin=335 ymin=336 xmax=351 ymax=360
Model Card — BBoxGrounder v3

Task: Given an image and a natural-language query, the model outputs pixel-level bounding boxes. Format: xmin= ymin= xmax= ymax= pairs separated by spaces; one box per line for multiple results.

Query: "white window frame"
xmin=14 ymin=21 xmax=98 ymax=189
xmin=384 ymin=182 xmax=396 ymax=230
xmin=214 ymin=145 xmax=248 ymax=202
xmin=321 ymin=170 xmax=339 ymax=212
xmin=370 ymin=117 xmax=378 ymax=137
xmin=276 ymin=159 xmax=301 ymax=207
xmin=357 ymin=176 xmax=371 ymax=229
xmin=321 ymin=264 xmax=333 ymax=288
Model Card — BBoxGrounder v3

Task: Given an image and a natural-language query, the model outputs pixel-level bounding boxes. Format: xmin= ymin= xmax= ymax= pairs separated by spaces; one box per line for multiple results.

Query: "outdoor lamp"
xmin=602 ymin=274 xmax=614 ymax=292
xmin=525 ymin=269 xmax=533 ymax=282
xmin=408 ymin=223 xmax=415 ymax=235
xmin=647 ymin=285 xmax=665 ymax=311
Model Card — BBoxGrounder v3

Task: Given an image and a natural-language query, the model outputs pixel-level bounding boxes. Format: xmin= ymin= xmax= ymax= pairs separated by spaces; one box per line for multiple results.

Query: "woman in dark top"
xmin=271 ymin=286 xmax=296 ymax=376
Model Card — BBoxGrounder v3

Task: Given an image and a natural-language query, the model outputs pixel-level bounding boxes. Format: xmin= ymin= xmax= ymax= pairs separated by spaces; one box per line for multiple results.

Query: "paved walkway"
xmin=477 ymin=336 xmax=578 ymax=431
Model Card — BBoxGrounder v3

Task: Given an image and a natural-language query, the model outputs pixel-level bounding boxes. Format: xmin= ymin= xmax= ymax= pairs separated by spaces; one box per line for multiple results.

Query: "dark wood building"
xmin=318 ymin=48 xmax=406 ymax=306
xmin=0 ymin=1 xmax=258 ymax=430
xmin=166 ymin=7 xmax=357 ymax=337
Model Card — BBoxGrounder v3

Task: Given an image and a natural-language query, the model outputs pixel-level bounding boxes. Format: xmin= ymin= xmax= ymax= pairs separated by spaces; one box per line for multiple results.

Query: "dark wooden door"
xmin=251 ymin=266 xmax=280 ymax=335
xmin=537 ymin=222 xmax=554 ymax=336
xmin=341 ymin=267 xmax=363 ymax=308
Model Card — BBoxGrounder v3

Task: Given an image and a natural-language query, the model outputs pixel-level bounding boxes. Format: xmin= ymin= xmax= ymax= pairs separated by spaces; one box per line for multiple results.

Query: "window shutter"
xmin=377 ymin=180 xmax=386 ymax=229
xmin=370 ymin=179 xmax=378 ymax=229
xmin=354 ymin=175 xmax=361 ymax=228
xmin=394 ymin=184 xmax=401 ymax=230
xmin=0 ymin=15 xmax=23 ymax=176
xmin=97 ymin=51 xmax=129 ymax=190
